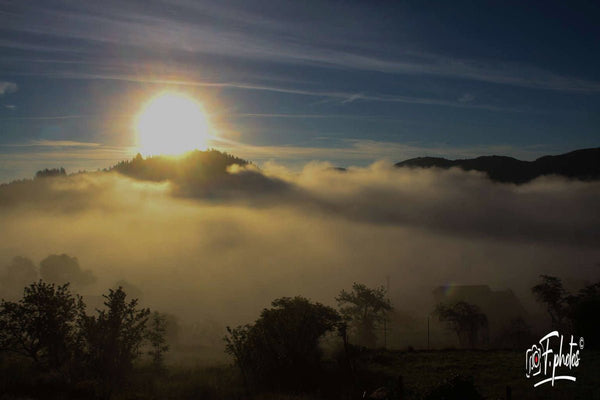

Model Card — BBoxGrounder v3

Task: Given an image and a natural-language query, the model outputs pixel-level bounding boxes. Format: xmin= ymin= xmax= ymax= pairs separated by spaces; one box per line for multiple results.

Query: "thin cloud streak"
xmin=6 ymin=71 xmax=518 ymax=113
xmin=9 ymin=140 xmax=102 ymax=147
xmin=233 ymin=113 xmax=406 ymax=121
xmin=0 ymin=114 xmax=96 ymax=121
xmin=2 ymin=2 xmax=599 ymax=93
xmin=0 ymin=81 xmax=18 ymax=95
xmin=211 ymin=138 xmax=553 ymax=165
xmin=0 ymin=144 xmax=138 ymax=182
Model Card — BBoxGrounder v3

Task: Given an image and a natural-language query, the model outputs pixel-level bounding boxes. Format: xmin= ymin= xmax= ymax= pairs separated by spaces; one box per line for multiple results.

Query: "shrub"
xmin=225 ymin=296 xmax=341 ymax=393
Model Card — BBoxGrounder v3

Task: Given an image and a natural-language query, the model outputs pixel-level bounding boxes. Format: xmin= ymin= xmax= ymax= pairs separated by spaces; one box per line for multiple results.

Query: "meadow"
xmin=3 ymin=348 xmax=597 ymax=399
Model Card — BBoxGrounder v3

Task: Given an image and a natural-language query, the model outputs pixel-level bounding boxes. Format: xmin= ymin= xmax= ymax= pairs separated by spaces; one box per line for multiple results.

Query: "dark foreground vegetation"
xmin=2 ymin=345 xmax=599 ymax=399
xmin=1 ymin=274 xmax=599 ymax=399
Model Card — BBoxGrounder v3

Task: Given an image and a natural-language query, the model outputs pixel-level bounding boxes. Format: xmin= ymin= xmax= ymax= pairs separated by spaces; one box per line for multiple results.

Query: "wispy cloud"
xmin=0 ymin=81 xmax=17 ymax=95
xmin=3 ymin=2 xmax=599 ymax=93
xmin=210 ymin=137 xmax=553 ymax=166
xmin=26 ymin=140 xmax=102 ymax=147
xmin=17 ymin=71 xmax=517 ymax=113
xmin=458 ymin=93 xmax=475 ymax=103
xmin=0 ymin=142 xmax=137 ymax=182
xmin=0 ymin=114 xmax=95 ymax=121
xmin=232 ymin=113 xmax=406 ymax=121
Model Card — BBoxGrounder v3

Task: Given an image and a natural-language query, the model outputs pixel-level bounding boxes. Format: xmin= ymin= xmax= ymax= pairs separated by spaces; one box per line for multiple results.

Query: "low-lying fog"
xmin=1 ymin=161 xmax=599 ymax=359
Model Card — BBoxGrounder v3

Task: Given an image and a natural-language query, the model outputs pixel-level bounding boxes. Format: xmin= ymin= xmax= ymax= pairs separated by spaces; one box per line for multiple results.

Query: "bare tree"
xmin=336 ymin=282 xmax=392 ymax=347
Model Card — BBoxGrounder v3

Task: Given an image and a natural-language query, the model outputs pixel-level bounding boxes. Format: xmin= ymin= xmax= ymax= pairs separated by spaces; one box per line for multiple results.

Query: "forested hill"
xmin=107 ymin=150 xmax=286 ymax=198
xmin=109 ymin=150 xmax=249 ymax=182
xmin=394 ymin=147 xmax=600 ymax=184
xmin=0 ymin=150 xmax=273 ymax=206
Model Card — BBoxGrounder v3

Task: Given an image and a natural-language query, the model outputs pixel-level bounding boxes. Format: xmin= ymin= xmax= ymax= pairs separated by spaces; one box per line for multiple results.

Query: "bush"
xmin=225 ymin=296 xmax=341 ymax=393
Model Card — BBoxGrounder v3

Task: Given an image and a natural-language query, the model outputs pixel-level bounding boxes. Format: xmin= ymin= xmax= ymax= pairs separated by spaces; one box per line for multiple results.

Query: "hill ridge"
xmin=395 ymin=147 xmax=600 ymax=184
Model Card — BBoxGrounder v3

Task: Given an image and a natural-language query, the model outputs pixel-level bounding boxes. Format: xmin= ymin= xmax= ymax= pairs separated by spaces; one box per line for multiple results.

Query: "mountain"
xmin=395 ymin=147 xmax=600 ymax=184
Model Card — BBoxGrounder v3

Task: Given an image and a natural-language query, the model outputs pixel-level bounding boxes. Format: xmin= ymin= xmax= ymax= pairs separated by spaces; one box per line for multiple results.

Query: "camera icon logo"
xmin=526 ymin=344 xmax=542 ymax=378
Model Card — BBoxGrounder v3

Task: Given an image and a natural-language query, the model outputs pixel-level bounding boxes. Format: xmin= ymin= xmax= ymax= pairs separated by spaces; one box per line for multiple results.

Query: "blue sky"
xmin=0 ymin=0 xmax=599 ymax=181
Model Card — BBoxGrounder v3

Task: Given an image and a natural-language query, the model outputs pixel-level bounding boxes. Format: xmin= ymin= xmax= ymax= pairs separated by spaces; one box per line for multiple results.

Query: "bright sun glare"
xmin=136 ymin=92 xmax=210 ymax=156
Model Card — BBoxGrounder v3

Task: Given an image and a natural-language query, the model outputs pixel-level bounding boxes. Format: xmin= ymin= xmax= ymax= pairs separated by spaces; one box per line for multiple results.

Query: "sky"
xmin=0 ymin=0 xmax=599 ymax=182
xmin=1 ymin=0 xmax=600 ymax=352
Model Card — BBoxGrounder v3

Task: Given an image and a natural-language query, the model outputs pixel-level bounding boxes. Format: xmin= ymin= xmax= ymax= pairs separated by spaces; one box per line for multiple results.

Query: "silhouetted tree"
xmin=114 ymin=279 xmax=143 ymax=301
xmin=434 ymin=301 xmax=488 ymax=348
xmin=224 ymin=324 xmax=252 ymax=391
xmin=336 ymin=282 xmax=392 ymax=347
xmin=531 ymin=276 xmax=600 ymax=344
xmin=40 ymin=254 xmax=96 ymax=287
xmin=532 ymin=275 xmax=566 ymax=329
xmin=79 ymin=287 xmax=149 ymax=399
xmin=146 ymin=311 xmax=169 ymax=369
xmin=0 ymin=281 xmax=84 ymax=376
xmin=225 ymin=296 xmax=341 ymax=392
xmin=35 ymin=167 xmax=66 ymax=179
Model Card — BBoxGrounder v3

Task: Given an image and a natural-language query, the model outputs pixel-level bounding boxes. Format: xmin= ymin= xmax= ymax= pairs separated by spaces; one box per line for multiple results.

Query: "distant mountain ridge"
xmin=395 ymin=147 xmax=600 ymax=184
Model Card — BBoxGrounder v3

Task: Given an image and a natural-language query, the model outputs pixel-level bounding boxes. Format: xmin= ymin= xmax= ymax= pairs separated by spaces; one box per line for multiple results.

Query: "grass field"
xmin=113 ymin=348 xmax=600 ymax=400
xmin=358 ymin=349 xmax=600 ymax=399
xmin=2 ymin=348 xmax=598 ymax=399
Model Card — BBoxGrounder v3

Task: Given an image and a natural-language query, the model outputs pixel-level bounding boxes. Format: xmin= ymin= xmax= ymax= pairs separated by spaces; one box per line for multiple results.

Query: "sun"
xmin=135 ymin=92 xmax=211 ymax=156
